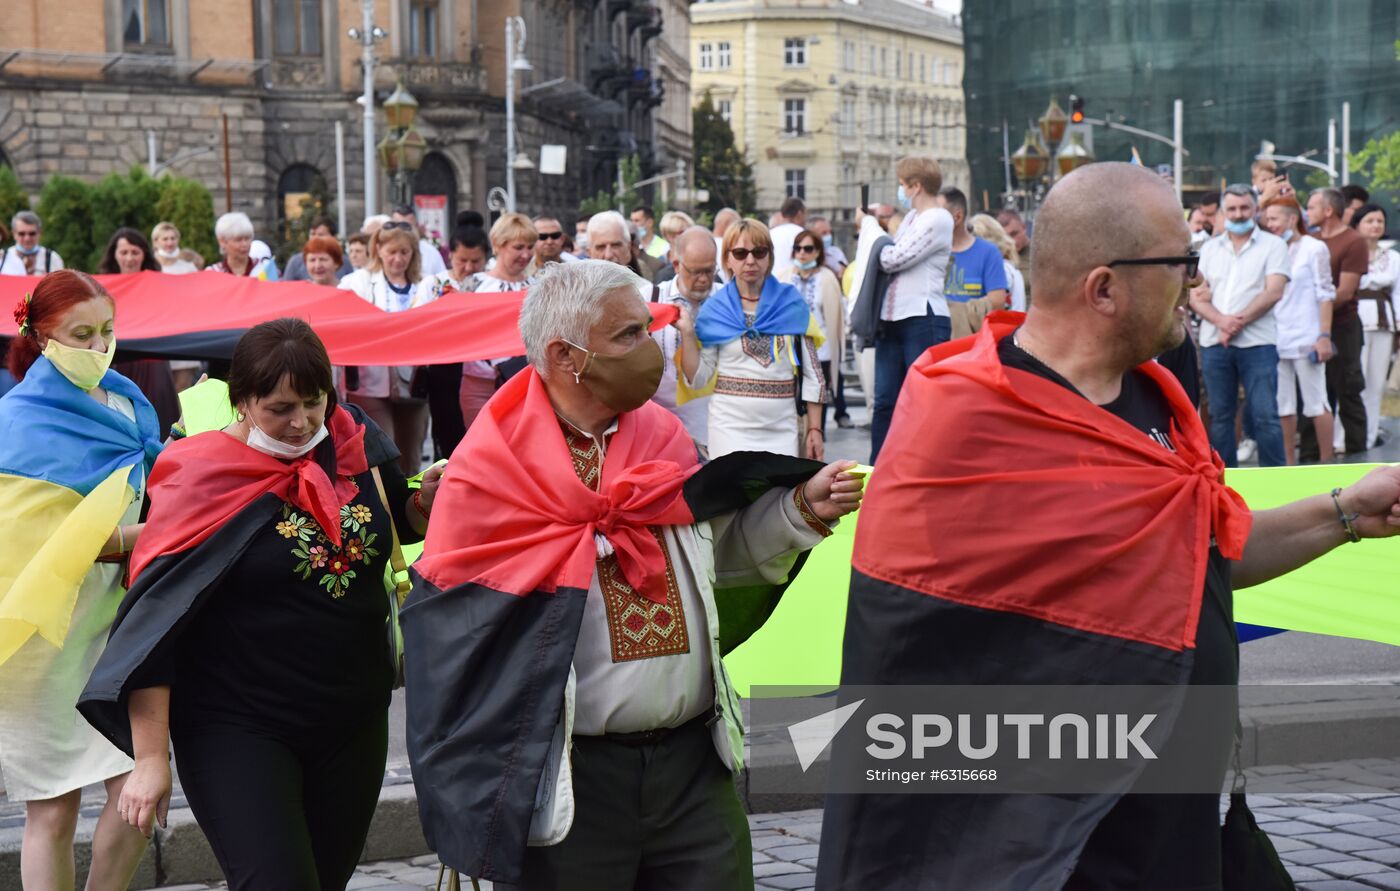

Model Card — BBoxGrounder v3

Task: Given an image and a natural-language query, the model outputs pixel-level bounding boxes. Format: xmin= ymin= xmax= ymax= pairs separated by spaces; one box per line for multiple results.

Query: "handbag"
xmin=1221 ymin=722 xmax=1296 ymax=890
xmin=370 ymin=466 xmax=411 ymax=690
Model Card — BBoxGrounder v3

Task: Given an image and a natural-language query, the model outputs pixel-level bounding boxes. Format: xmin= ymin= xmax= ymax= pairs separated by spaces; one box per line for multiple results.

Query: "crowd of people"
xmin=0 ymin=150 xmax=1397 ymax=891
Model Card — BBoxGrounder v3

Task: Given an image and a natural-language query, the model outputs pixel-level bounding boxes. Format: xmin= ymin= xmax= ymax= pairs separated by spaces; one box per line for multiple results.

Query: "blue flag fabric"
xmin=695 ymin=276 xmax=813 ymax=348
xmin=0 ymin=357 xmax=162 ymax=495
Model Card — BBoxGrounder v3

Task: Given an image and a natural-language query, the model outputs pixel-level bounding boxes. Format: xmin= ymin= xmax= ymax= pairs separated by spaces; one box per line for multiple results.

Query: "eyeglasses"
xmin=537 ymin=231 xmax=564 ymax=241
xmin=794 ymin=244 xmax=819 ymax=255
xmin=1107 ymin=252 xmax=1200 ymax=280
xmin=382 ymin=221 xmax=415 ymax=232
xmin=730 ymin=247 xmax=771 ymax=261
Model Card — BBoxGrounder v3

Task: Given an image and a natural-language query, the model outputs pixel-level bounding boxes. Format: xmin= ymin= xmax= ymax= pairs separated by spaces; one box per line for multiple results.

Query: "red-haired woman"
xmin=0 ymin=270 xmax=162 ymax=890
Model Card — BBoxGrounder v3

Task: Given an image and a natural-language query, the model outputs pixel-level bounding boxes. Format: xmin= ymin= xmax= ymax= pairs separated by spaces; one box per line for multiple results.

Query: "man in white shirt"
xmin=1189 ymin=184 xmax=1291 ymax=466
xmin=654 ymin=227 xmax=722 ymax=452
xmin=856 ymin=155 xmax=954 ymax=460
xmin=769 ymin=196 xmax=807 ymax=280
xmin=1 ymin=211 xmax=65 ymax=276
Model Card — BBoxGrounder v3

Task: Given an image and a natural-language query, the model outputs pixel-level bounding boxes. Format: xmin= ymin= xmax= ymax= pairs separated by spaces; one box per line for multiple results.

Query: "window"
xmin=407 ymin=0 xmax=439 ymax=58
xmin=894 ymin=103 xmax=902 ymax=143
xmin=919 ymin=105 xmax=927 ymax=145
xmin=867 ymin=45 xmax=876 ymax=74
xmin=932 ymin=57 xmax=942 ymax=85
xmin=718 ymin=99 xmax=732 ymax=123
xmin=698 ymin=43 xmax=713 ymax=71
xmin=879 ymin=47 xmax=887 ymax=76
xmin=784 ymin=37 xmax=807 ymax=67
xmin=894 ymin=49 xmax=901 ymax=79
xmin=121 ymin=0 xmax=170 ymax=47
xmin=842 ymin=40 xmax=855 ymax=71
xmin=277 ymin=164 xmax=321 ymax=220
xmin=945 ymin=62 xmax=957 ymax=85
xmin=783 ymin=98 xmax=807 ymax=135
xmin=785 ymin=169 xmax=807 ymax=200
xmin=272 ymin=0 xmax=321 ymax=56
xmin=717 ymin=41 xmax=731 ymax=69
xmin=841 ymin=98 xmax=856 ymax=137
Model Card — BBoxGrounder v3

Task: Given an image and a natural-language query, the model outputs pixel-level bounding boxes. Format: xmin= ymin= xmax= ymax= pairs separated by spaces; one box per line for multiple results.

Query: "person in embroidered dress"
xmin=401 ymin=260 xmax=865 ymax=890
xmin=785 ymin=227 xmax=846 ymax=437
xmin=677 ymin=218 xmax=827 ymax=460
xmin=80 ymin=319 xmax=442 ymax=890
xmin=1353 ymin=204 xmax=1400 ymax=448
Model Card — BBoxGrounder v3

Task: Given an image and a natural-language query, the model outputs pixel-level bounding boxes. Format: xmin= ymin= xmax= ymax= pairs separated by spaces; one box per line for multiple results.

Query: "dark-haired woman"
xmin=97 ymin=227 xmax=162 ymax=275
xmin=98 ymin=227 xmax=183 ymax=430
xmin=79 ymin=318 xmax=442 ymax=890
xmin=0 ymin=270 xmax=161 ymax=890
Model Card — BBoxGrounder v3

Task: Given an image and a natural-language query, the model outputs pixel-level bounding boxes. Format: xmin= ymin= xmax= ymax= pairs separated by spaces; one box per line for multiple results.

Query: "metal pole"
xmin=505 ymin=17 xmax=517 ymax=213
xmin=221 ymin=113 xmax=232 ymax=213
xmin=335 ymin=120 xmax=348 ymax=238
xmin=1327 ymin=118 xmax=1337 ymax=185
xmin=361 ymin=0 xmax=377 ymax=219
xmin=1172 ymin=99 xmax=1183 ymax=206
xmin=1341 ymin=101 xmax=1351 ymax=185
xmin=147 ymin=130 xmax=157 ymax=175
xmin=1001 ymin=119 xmax=1011 ymax=197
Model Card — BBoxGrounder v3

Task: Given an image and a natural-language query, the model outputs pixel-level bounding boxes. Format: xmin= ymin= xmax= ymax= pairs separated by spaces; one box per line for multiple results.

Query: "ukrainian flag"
xmin=0 ymin=357 xmax=161 ymax=664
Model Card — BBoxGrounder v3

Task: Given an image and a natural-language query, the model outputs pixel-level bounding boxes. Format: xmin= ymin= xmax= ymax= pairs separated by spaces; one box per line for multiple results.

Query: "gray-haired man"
xmin=1 ymin=212 xmax=65 ymax=276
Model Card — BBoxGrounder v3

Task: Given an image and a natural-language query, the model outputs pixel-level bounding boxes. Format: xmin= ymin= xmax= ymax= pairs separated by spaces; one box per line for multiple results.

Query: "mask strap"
xmin=563 ymin=339 xmax=593 ymax=384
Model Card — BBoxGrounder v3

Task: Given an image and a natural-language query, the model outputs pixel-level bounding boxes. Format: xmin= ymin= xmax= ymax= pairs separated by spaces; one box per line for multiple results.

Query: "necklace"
xmin=1011 ymin=331 xmax=1047 ymax=366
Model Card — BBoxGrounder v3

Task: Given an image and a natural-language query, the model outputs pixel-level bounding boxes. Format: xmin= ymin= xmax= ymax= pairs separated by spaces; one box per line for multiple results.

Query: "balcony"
xmin=626 ymin=3 xmax=661 ymax=36
xmin=388 ymin=59 xmax=487 ymax=97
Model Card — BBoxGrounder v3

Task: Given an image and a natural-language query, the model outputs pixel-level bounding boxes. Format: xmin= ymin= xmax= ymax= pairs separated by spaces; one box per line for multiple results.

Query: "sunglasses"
xmin=731 ymin=247 xmax=771 ymax=261
xmin=382 ymin=221 xmax=415 ymax=232
xmin=794 ymin=244 xmax=819 ymax=255
xmin=537 ymin=231 xmax=564 ymax=241
xmin=1107 ymin=252 xmax=1200 ymax=280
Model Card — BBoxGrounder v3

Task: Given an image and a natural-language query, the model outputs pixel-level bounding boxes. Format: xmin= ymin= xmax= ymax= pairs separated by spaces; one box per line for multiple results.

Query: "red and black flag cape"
xmin=402 ymin=367 xmax=822 ymax=885
xmin=816 ymin=317 xmax=1253 ymax=889
xmin=77 ymin=406 xmax=393 ymax=752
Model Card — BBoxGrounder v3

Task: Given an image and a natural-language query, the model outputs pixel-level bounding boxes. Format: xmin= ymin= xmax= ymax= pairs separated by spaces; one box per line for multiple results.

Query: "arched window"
xmin=277 ymin=163 xmax=322 ymax=220
xmin=411 ymin=152 xmax=458 ymax=245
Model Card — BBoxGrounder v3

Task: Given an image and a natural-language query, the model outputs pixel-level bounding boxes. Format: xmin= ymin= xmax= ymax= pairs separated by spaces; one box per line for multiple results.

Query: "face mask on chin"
xmin=42 ymin=338 xmax=115 ymax=391
xmin=563 ymin=337 xmax=664 ymax=414
xmin=244 ymin=417 xmax=329 ymax=460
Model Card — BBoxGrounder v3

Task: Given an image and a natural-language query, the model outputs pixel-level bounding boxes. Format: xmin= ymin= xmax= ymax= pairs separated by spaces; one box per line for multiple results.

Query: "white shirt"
xmin=1005 ymin=261 xmax=1027 ymax=313
xmin=1197 ymin=227 xmax=1291 ymax=349
xmin=770 ymin=222 xmax=804 ymax=280
xmin=419 ymin=239 xmax=447 ymax=277
xmin=337 ymin=268 xmax=423 ymax=397
xmin=651 ymin=278 xmax=721 ymax=448
xmin=1358 ymin=248 xmax=1400 ymax=331
xmin=863 ymin=208 xmax=955 ymax=321
xmin=1273 ymin=235 xmax=1335 ymax=360
xmin=0 ymin=247 xmax=64 ymax=275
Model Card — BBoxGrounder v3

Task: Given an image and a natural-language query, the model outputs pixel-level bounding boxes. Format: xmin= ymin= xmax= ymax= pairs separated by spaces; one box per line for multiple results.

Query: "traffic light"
xmin=1070 ymin=95 xmax=1085 ymax=124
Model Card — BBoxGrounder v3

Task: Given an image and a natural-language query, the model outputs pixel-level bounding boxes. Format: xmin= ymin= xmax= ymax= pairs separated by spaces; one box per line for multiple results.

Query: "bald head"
xmin=673 ymin=226 xmax=717 ymax=264
xmin=1030 ymin=162 xmax=1184 ymax=306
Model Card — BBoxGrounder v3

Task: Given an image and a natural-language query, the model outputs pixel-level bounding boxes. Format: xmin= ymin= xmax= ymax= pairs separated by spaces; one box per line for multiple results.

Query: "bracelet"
xmin=168 ymin=422 xmax=186 ymax=440
xmin=412 ymin=490 xmax=431 ymax=520
xmin=806 ymin=427 xmax=824 ymax=438
xmin=1318 ymin=332 xmax=1331 ymax=339
xmin=793 ymin=485 xmax=834 ymax=538
xmin=1331 ymin=487 xmax=1361 ymax=543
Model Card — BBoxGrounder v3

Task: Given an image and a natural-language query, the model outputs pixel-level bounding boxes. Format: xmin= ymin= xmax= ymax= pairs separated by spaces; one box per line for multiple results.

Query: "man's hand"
xmin=1315 ymin=336 xmax=1335 ymax=363
xmin=1339 ymin=466 xmax=1400 ymax=539
xmin=1220 ymin=314 xmax=1247 ymax=337
xmin=802 ymin=460 xmax=866 ymax=522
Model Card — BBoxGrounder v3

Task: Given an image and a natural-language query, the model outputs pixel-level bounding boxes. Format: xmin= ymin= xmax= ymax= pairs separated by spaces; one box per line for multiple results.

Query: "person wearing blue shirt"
xmin=938 ymin=188 xmax=1010 ymax=306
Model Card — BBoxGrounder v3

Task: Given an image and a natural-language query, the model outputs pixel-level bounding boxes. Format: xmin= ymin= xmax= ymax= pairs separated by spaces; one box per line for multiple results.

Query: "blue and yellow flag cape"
xmin=0 ymin=357 xmax=162 ymax=664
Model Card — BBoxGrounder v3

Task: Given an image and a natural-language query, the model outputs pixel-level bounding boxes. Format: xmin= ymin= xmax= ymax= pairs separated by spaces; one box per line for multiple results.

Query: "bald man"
xmin=653 ymin=227 xmax=723 ymax=450
xmin=817 ymin=162 xmax=1400 ymax=890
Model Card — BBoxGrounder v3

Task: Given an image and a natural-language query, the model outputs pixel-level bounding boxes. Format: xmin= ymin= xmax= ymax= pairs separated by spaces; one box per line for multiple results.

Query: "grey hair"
xmin=1223 ymin=183 xmax=1256 ymax=205
xmin=586 ymin=210 xmax=629 ymax=243
xmin=215 ymin=211 xmax=255 ymax=240
xmin=11 ymin=210 xmax=40 ymax=230
xmin=519 ymin=259 xmax=649 ymax=376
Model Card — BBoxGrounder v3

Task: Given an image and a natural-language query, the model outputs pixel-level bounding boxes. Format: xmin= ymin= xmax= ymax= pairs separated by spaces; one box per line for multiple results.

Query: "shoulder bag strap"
xmin=369 ymin=465 xmax=412 ymax=604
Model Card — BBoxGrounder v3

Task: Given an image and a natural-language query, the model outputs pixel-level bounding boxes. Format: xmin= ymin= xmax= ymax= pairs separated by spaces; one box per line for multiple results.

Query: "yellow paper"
xmin=0 ymin=468 xmax=133 ymax=664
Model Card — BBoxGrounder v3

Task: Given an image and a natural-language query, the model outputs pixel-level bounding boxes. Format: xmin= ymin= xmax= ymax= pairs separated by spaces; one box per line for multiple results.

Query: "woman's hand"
xmin=802 ymin=459 xmax=866 ymax=522
xmin=118 ymin=757 xmax=171 ymax=838
xmin=417 ymin=461 xmax=447 ymax=513
xmin=804 ymin=428 xmax=825 ymax=461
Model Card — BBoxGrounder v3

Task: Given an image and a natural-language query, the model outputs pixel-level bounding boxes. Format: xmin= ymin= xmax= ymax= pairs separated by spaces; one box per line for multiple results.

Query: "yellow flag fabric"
xmin=177 ymin=377 xmax=238 ymax=436
xmin=721 ymin=463 xmax=1400 ymax=697
xmin=0 ymin=468 xmax=134 ymax=665
xmin=674 ymin=346 xmax=717 ymax=407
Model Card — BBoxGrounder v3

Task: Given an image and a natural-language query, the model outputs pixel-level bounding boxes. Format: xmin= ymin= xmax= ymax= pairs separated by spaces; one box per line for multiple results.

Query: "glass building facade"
xmin=963 ymin=0 xmax=1399 ymax=206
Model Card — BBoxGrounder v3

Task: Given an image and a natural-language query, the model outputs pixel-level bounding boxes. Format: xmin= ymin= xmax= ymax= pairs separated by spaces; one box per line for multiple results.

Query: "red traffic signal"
xmin=1069 ymin=94 xmax=1085 ymax=124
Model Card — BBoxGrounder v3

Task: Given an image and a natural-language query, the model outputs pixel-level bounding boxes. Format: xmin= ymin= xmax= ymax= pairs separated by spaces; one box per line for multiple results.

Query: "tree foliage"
xmin=0 ymin=166 xmax=30 ymax=234
xmin=88 ymin=167 xmax=165 ymax=269
xmin=692 ymin=91 xmax=755 ymax=217
xmin=579 ymin=154 xmax=646 ymax=218
xmin=154 ymin=177 xmax=218 ymax=265
xmin=1343 ymin=41 xmax=1400 ymax=200
xmin=36 ymin=175 xmax=95 ymax=270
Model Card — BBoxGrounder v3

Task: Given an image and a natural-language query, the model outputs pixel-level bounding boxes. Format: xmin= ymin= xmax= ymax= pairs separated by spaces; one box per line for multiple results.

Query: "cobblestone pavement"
xmin=142 ymin=790 xmax=1400 ymax=891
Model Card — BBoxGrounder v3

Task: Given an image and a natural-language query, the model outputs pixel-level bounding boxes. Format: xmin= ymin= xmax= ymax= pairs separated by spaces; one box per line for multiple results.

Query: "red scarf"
xmin=128 ymin=406 xmax=367 ymax=583
xmin=857 ymin=315 xmax=1253 ymax=652
xmin=417 ymin=368 xmax=700 ymax=603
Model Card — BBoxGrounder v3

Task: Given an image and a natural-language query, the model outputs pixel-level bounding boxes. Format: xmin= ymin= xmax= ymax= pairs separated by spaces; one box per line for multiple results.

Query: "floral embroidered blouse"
xmin=164 ymin=450 xmax=419 ymax=733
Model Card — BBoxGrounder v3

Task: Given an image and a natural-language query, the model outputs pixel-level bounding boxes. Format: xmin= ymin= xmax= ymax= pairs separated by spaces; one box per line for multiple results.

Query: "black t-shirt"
xmin=169 ymin=458 xmax=419 ymax=734
xmin=999 ymin=335 xmax=1237 ymax=686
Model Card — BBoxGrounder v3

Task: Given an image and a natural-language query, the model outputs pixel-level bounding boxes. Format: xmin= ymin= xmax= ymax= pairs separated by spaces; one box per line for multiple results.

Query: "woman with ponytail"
xmin=0 ymin=269 xmax=162 ymax=890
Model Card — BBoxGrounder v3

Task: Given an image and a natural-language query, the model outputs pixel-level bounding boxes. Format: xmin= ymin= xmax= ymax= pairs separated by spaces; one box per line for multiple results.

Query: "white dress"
xmin=689 ymin=312 xmax=826 ymax=459
xmin=0 ymin=393 xmax=142 ymax=801
xmin=338 ymin=269 xmax=423 ymax=399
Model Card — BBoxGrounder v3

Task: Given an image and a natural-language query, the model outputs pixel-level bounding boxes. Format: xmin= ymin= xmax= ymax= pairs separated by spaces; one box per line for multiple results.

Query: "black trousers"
xmin=173 ymin=712 xmax=388 ymax=891
xmin=502 ymin=715 xmax=753 ymax=891
xmin=1300 ymin=308 xmax=1368 ymax=458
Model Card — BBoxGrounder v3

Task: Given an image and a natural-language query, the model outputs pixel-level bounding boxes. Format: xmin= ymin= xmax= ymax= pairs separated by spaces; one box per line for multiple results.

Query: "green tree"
xmin=154 ymin=176 xmax=217 ymax=266
xmin=692 ymin=91 xmax=755 ymax=217
xmin=1343 ymin=41 xmax=1400 ymax=200
xmin=273 ymin=174 xmax=333 ymax=266
xmin=0 ymin=166 xmax=30 ymax=237
xmin=36 ymin=175 xmax=94 ymax=271
xmin=87 ymin=167 xmax=165 ymax=268
xmin=578 ymin=154 xmax=646 ymax=217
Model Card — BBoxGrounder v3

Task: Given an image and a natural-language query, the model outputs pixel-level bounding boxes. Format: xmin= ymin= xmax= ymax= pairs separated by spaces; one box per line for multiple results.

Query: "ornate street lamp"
xmin=1038 ymin=96 xmax=1068 ymax=149
xmin=1011 ymin=129 xmax=1049 ymax=183
xmin=377 ymin=82 xmax=426 ymax=207
xmin=1056 ymin=132 xmax=1095 ymax=176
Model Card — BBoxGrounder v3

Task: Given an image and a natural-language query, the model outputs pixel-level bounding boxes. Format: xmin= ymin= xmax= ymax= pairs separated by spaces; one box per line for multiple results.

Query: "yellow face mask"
xmin=42 ymin=337 xmax=116 ymax=391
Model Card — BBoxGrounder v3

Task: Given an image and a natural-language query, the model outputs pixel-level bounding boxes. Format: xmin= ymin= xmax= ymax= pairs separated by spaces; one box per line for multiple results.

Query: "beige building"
xmin=691 ymin=0 xmax=966 ymax=223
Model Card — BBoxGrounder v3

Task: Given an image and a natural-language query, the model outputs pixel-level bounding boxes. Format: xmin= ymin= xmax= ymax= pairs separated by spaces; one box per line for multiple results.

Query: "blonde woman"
xmin=970 ymin=214 xmax=1026 ymax=313
xmin=337 ymin=223 xmax=426 ymax=473
xmin=658 ymin=210 xmax=695 ymax=248
xmin=150 ymin=222 xmax=201 ymax=274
